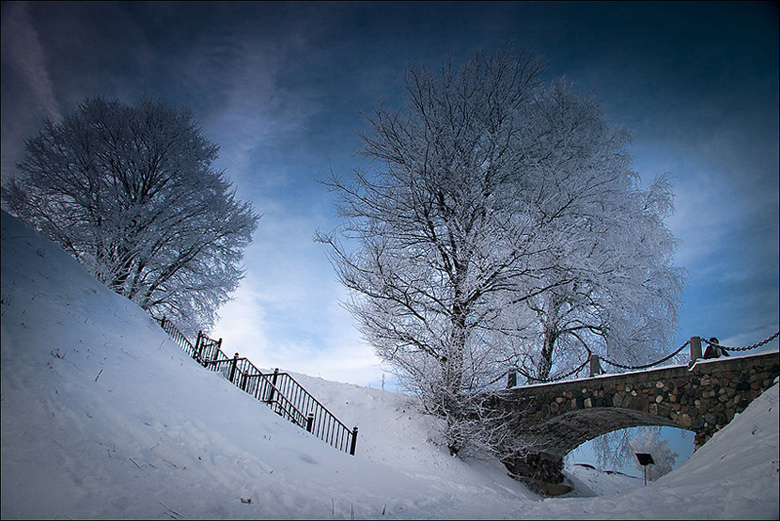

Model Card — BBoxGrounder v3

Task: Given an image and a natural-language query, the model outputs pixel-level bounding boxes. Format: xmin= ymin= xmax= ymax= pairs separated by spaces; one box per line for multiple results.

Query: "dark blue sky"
xmin=2 ymin=1 xmax=778 ymax=386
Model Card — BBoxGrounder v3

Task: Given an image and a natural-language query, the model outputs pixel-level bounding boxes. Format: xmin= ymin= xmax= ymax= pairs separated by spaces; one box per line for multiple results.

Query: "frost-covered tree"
xmin=590 ymin=426 xmax=687 ymax=478
xmin=514 ymin=173 xmax=685 ymax=381
xmin=317 ymin=48 xmax=683 ymax=453
xmin=628 ymin=426 xmax=678 ymax=481
xmin=318 ymin=48 xmax=547 ymax=452
xmin=492 ymin=81 xmax=684 ymax=383
xmin=2 ymin=96 xmax=258 ymax=334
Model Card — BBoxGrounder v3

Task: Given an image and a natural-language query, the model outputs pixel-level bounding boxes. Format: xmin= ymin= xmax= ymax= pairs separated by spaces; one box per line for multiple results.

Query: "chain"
xmin=488 ymin=331 xmax=778 ymax=387
xmin=551 ymin=357 xmax=591 ymax=381
xmin=485 ymin=371 xmax=510 ymax=386
xmin=523 ymin=356 xmax=591 ymax=384
xmin=701 ymin=331 xmax=779 ymax=352
xmin=492 ymin=354 xmax=591 ymax=386
xmin=599 ymin=340 xmax=690 ymax=370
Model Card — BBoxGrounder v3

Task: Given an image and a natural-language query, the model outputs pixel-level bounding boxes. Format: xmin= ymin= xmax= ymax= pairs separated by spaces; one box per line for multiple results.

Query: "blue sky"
xmin=2 ymin=1 xmax=778 ymax=397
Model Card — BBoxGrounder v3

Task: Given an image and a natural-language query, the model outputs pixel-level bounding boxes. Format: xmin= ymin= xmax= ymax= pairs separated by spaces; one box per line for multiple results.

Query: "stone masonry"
xmin=492 ymin=350 xmax=779 ymax=486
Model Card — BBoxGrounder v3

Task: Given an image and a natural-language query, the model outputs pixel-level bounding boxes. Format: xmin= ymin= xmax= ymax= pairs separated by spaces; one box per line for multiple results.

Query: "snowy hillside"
xmin=2 ymin=209 xmax=778 ymax=520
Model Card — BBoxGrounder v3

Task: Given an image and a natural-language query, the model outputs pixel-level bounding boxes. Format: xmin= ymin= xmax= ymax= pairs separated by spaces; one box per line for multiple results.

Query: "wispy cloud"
xmin=0 ymin=1 xmax=61 ymax=180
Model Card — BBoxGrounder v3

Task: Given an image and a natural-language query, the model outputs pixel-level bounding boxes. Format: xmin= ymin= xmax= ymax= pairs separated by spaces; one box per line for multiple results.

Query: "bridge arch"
xmin=532 ymin=406 xmax=683 ymax=457
xmin=563 ymin=423 xmax=694 ymax=484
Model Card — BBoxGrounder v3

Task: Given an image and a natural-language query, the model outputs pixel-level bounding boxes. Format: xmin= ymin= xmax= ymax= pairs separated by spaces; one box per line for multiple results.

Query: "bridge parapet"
xmin=492 ymin=350 xmax=779 ymax=488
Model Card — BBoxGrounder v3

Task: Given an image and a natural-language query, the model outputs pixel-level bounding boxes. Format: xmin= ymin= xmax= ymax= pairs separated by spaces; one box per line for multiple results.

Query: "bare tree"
xmin=318 ymin=48 xmax=683 ymax=453
xmin=628 ymin=426 xmax=679 ymax=480
xmin=2 ymin=96 xmax=258 ymax=334
xmin=588 ymin=425 xmax=686 ymax=478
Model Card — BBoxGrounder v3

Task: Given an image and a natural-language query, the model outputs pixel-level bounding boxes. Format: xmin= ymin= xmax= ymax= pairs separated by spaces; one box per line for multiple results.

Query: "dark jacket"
xmin=703 ymin=341 xmax=729 ymax=359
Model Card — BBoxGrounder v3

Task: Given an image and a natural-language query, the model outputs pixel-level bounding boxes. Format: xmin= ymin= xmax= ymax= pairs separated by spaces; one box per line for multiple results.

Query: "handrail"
xmin=157 ymin=316 xmax=194 ymax=353
xmin=155 ymin=316 xmax=358 ymax=455
xmin=205 ymin=357 xmax=308 ymax=426
xmin=275 ymin=371 xmax=355 ymax=436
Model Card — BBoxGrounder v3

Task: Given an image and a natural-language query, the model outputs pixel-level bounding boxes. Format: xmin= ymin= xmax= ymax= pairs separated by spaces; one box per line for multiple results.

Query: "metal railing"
xmin=155 ymin=317 xmax=358 ymax=455
xmin=158 ymin=316 xmax=195 ymax=354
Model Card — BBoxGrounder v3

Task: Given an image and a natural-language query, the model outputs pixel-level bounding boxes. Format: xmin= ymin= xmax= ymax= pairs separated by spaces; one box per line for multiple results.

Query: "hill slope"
xmin=2 ymin=209 xmax=778 ymax=519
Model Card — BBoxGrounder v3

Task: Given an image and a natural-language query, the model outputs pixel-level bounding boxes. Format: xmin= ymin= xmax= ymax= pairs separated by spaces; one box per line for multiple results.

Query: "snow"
xmin=2 ymin=208 xmax=778 ymax=520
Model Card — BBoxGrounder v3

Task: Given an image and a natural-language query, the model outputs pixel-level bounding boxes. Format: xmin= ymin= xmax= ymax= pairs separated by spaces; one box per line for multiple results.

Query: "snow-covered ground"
xmin=2 ymin=209 xmax=778 ymax=520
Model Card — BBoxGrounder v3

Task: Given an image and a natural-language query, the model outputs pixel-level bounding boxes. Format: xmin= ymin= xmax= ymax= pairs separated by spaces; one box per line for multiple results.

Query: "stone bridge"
xmin=490 ymin=349 xmax=779 ymax=489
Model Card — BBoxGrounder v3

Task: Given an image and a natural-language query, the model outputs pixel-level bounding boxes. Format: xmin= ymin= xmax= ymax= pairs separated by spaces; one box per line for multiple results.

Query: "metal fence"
xmin=158 ymin=316 xmax=195 ymax=354
xmin=155 ymin=317 xmax=358 ymax=455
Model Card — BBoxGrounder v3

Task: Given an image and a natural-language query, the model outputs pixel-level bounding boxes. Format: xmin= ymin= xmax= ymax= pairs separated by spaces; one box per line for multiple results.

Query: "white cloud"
xmin=212 ymin=267 xmax=385 ymax=388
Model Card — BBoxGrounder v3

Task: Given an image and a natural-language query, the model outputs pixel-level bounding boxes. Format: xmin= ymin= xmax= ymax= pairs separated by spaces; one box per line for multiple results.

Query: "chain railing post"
xmin=690 ymin=336 xmax=702 ymax=362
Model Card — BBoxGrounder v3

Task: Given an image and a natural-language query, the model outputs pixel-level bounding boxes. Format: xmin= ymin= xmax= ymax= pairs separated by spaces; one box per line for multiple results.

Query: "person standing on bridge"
xmin=703 ymin=337 xmax=730 ymax=359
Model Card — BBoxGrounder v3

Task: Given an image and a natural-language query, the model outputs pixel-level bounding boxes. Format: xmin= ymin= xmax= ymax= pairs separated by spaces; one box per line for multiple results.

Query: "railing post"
xmin=161 ymin=316 xmax=167 ymax=329
xmin=590 ymin=354 xmax=603 ymax=377
xmin=690 ymin=336 xmax=702 ymax=362
xmin=267 ymin=368 xmax=279 ymax=403
xmin=350 ymin=426 xmax=358 ymax=455
xmin=306 ymin=413 xmax=315 ymax=432
xmin=195 ymin=331 xmax=204 ymax=362
xmin=229 ymin=352 xmax=239 ymax=383
xmin=507 ymin=369 xmax=517 ymax=388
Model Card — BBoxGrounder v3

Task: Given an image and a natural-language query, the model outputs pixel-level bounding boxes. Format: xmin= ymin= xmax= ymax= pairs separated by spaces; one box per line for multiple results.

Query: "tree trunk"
xmin=443 ymin=300 xmax=468 ymax=455
xmin=536 ymin=327 xmax=558 ymax=381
